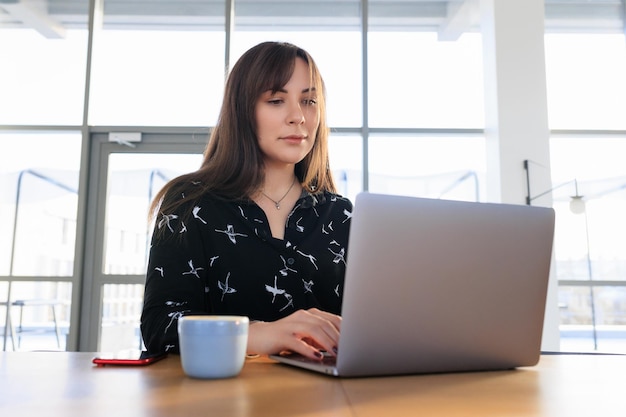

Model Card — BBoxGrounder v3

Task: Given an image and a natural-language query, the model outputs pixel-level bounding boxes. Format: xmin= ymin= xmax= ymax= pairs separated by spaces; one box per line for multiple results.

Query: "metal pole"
xmin=3 ymin=170 xmax=25 ymax=351
xmin=583 ymin=210 xmax=599 ymax=350
xmin=361 ymin=0 xmax=369 ymax=191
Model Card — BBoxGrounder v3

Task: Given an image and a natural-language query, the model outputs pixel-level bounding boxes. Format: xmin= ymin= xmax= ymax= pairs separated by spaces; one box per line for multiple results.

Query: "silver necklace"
xmin=261 ymin=177 xmax=297 ymax=210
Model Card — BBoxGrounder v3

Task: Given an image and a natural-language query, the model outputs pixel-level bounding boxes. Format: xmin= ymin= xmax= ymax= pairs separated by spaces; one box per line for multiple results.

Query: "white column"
xmin=480 ymin=0 xmax=559 ymax=351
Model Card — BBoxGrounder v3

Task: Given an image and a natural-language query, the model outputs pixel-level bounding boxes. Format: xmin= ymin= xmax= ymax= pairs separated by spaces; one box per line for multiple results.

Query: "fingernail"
xmin=314 ymin=351 xmax=324 ymax=359
xmin=332 ymin=347 xmax=338 ymax=354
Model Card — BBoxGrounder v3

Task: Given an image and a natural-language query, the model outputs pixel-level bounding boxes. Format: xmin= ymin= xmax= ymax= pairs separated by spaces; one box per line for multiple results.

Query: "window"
xmin=0 ymin=29 xmax=88 ymax=126
xmin=0 ymin=132 xmax=81 ymax=277
xmin=368 ymin=136 xmax=485 ymax=202
xmin=545 ymin=31 xmax=626 ymax=352
xmin=549 ymin=137 xmax=626 ymax=352
xmin=545 ymin=34 xmax=626 ymax=130
xmin=88 ymin=0 xmax=226 ymax=126
xmin=368 ymin=32 xmax=484 ymax=129
xmin=0 ymin=131 xmax=80 ymax=351
xmin=3 ymin=1 xmax=625 ymax=354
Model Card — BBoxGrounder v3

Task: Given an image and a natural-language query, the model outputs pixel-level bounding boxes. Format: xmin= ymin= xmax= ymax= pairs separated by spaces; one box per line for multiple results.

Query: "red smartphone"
xmin=92 ymin=350 xmax=167 ymax=366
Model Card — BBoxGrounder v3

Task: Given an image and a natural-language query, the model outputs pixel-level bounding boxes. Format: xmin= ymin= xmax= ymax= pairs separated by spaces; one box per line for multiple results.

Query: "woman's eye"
xmin=303 ymin=98 xmax=317 ymax=105
xmin=267 ymin=99 xmax=283 ymax=105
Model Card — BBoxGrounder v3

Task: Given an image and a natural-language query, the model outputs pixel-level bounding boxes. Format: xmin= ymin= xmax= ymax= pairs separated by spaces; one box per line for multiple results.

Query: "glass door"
xmin=82 ymin=131 xmax=205 ymax=351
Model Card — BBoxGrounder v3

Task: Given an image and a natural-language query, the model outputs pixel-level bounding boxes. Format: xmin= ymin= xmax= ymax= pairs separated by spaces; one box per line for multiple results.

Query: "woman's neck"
xmin=261 ymin=165 xmax=298 ymax=195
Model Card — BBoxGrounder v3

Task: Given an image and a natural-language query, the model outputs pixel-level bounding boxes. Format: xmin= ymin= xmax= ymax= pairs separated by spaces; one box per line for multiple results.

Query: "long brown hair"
xmin=150 ymin=41 xmax=336 ymax=220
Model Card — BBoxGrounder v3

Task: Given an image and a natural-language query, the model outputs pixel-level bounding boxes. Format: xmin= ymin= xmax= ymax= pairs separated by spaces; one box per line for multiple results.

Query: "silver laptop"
xmin=270 ymin=192 xmax=555 ymax=377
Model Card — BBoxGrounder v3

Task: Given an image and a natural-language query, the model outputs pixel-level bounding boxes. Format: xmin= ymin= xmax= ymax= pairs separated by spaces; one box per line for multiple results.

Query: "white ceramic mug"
xmin=177 ymin=315 xmax=249 ymax=379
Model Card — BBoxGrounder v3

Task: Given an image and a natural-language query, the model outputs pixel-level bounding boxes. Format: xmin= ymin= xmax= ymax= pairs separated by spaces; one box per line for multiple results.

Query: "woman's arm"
xmin=140 ymin=210 xmax=209 ymax=354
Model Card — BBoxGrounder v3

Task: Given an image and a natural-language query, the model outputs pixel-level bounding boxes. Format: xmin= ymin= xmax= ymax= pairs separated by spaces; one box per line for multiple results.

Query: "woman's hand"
xmin=246 ymin=308 xmax=341 ymax=360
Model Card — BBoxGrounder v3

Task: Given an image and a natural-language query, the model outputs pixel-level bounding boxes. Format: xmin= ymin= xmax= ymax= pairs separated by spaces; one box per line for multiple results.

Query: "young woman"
xmin=140 ymin=41 xmax=353 ymax=361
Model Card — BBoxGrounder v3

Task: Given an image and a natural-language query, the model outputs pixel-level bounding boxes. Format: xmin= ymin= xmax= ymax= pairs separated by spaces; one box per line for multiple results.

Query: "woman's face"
xmin=255 ymin=58 xmax=320 ymax=169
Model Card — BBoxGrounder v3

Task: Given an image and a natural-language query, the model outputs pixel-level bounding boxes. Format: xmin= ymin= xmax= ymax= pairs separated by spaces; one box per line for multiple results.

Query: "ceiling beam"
xmin=438 ymin=0 xmax=480 ymax=41
xmin=0 ymin=0 xmax=66 ymax=38
xmin=622 ymin=0 xmax=626 ymax=36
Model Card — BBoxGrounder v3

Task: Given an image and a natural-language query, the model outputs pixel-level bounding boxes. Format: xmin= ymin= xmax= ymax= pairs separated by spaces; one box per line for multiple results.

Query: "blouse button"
xmin=287 ymin=257 xmax=295 ymax=265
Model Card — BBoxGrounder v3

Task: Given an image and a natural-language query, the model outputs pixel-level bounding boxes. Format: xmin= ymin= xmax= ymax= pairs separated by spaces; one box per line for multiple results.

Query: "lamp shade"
xmin=569 ymin=195 xmax=586 ymax=214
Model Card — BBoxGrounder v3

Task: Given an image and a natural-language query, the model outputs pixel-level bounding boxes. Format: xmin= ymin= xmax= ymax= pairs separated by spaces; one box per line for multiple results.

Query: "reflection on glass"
xmin=551 ymin=137 xmax=626 ymax=352
xmin=0 ymin=133 xmax=81 ymax=276
xmin=368 ymin=136 xmax=485 ymax=202
xmin=551 ymin=138 xmax=626 ymax=282
xmin=1 ymin=281 xmax=71 ymax=352
xmin=559 ymin=286 xmax=626 ymax=353
xmin=0 ymin=281 xmax=7 ymax=349
xmin=103 ymin=153 xmax=203 ymax=275
xmin=100 ymin=283 xmax=144 ymax=352
xmin=554 ymin=199 xmax=626 ymax=282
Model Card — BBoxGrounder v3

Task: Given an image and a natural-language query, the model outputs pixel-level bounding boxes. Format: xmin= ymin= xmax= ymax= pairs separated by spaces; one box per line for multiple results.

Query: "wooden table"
xmin=1 ymin=352 xmax=624 ymax=416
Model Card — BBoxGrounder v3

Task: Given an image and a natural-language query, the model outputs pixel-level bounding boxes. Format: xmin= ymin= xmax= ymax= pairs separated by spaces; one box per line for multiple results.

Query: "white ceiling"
xmin=0 ymin=0 xmax=624 ymax=39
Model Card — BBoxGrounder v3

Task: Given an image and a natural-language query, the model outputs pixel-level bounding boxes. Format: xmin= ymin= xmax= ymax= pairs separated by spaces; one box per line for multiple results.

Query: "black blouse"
xmin=140 ymin=189 xmax=353 ymax=354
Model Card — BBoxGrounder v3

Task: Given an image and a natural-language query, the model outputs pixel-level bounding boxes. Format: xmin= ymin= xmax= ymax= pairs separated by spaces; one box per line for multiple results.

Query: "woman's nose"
xmin=288 ymin=104 xmax=305 ymax=124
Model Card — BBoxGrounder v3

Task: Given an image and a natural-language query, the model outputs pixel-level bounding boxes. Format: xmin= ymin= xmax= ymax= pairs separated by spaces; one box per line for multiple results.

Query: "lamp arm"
xmin=438 ymin=170 xmax=479 ymax=201
xmin=528 ymin=180 xmax=577 ymax=203
xmin=524 ymin=160 xmax=583 ymax=205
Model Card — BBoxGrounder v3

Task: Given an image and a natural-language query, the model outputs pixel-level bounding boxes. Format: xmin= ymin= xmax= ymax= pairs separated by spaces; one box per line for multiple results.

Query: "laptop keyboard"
xmin=285 ymin=351 xmax=337 ymax=366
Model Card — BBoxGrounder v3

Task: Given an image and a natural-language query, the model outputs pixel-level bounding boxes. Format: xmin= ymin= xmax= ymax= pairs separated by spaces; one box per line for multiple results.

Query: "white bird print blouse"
xmin=140 ymin=189 xmax=353 ymax=354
